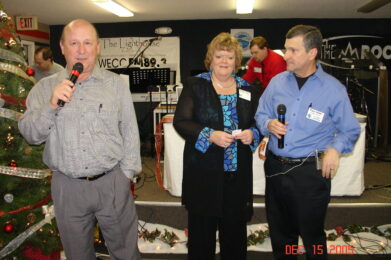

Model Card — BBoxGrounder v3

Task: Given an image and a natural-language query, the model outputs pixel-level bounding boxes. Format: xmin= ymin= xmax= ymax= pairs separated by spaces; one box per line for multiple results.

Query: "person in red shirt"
xmin=243 ymin=36 xmax=286 ymax=90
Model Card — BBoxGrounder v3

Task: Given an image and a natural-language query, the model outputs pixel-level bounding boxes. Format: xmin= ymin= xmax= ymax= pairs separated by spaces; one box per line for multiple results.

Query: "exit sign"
xmin=16 ymin=16 xmax=38 ymax=31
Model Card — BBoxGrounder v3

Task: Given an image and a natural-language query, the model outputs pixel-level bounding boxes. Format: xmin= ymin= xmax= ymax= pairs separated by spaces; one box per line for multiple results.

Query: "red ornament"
xmin=26 ymin=67 xmax=35 ymax=76
xmin=9 ymin=160 xmax=17 ymax=167
xmin=335 ymin=225 xmax=345 ymax=236
xmin=4 ymin=222 xmax=14 ymax=233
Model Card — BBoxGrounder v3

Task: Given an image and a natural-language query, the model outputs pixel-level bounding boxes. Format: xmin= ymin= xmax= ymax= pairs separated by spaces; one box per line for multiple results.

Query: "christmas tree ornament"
xmin=0 ymin=10 xmax=8 ymax=22
xmin=8 ymin=39 xmax=16 ymax=47
xmin=6 ymin=132 xmax=15 ymax=146
xmin=3 ymin=222 xmax=14 ymax=233
xmin=3 ymin=193 xmax=14 ymax=203
xmin=27 ymin=213 xmax=37 ymax=224
xmin=24 ymin=146 xmax=33 ymax=155
xmin=26 ymin=67 xmax=35 ymax=76
xmin=9 ymin=160 xmax=17 ymax=167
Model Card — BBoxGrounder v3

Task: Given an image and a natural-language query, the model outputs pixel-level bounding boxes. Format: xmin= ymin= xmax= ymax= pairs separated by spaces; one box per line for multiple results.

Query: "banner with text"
xmin=98 ymin=37 xmax=180 ymax=84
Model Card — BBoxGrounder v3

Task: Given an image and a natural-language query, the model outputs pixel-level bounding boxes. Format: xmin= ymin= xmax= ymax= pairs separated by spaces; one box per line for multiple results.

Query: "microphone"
xmin=147 ymin=36 xmax=162 ymax=43
xmin=57 ymin=62 xmax=83 ymax=107
xmin=277 ymin=104 xmax=286 ymax=149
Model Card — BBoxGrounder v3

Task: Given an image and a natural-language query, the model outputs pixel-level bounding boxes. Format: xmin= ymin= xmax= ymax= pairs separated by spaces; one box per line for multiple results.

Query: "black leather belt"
xmin=269 ymin=152 xmax=315 ymax=164
xmin=78 ymin=171 xmax=107 ymax=181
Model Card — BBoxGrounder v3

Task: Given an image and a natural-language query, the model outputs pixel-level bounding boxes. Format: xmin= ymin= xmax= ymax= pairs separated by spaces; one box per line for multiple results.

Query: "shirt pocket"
xmin=88 ymin=102 xmax=120 ymax=137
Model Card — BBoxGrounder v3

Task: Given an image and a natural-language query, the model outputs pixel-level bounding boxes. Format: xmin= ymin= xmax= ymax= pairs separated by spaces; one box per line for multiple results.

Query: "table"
xmin=153 ymin=103 xmax=176 ymax=134
xmin=163 ymin=117 xmax=366 ymax=197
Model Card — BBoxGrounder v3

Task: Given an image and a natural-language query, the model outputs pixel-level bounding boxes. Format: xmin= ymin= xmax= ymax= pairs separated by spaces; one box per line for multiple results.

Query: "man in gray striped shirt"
xmin=18 ymin=19 xmax=141 ymax=260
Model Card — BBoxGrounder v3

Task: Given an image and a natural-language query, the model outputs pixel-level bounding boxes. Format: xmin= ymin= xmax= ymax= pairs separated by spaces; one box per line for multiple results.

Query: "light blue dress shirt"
xmin=255 ymin=63 xmax=360 ymax=158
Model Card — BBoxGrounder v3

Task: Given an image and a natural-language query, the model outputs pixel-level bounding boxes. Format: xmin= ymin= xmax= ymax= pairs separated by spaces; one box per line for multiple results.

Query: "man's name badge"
xmin=239 ymin=89 xmax=251 ymax=101
xmin=254 ymin=67 xmax=262 ymax=73
xmin=306 ymin=107 xmax=324 ymax=123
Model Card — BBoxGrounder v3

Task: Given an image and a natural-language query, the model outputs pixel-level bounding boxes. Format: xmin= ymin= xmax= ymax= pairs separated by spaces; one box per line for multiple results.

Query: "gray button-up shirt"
xmin=33 ymin=62 xmax=64 ymax=81
xmin=18 ymin=65 xmax=141 ymax=179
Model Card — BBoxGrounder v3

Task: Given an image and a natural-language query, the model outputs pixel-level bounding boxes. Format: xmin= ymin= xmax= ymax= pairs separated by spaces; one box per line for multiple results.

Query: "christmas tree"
xmin=0 ymin=3 xmax=61 ymax=259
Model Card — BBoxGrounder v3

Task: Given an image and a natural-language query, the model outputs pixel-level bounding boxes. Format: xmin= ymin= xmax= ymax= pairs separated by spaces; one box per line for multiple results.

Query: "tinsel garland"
xmin=0 ymin=205 xmax=55 ymax=259
xmin=0 ymin=61 xmax=36 ymax=83
xmin=0 ymin=48 xmax=28 ymax=67
xmin=0 ymin=165 xmax=51 ymax=179
xmin=0 ymin=107 xmax=22 ymax=121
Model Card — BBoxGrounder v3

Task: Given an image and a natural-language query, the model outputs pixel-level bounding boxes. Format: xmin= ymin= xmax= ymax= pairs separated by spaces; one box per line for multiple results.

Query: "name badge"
xmin=239 ymin=89 xmax=251 ymax=101
xmin=254 ymin=67 xmax=262 ymax=73
xmin=306 ymin=107 xmax=324 ymax=123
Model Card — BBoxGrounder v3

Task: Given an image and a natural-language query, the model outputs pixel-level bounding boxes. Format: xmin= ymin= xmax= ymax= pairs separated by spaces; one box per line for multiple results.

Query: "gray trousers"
xmin=51 ymin=167 xmax=140 ymax=260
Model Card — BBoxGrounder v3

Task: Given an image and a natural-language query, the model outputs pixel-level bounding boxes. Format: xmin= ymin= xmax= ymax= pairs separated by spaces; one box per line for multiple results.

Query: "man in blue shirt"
xmin=255 ymin=25 xmax=360 ymax=259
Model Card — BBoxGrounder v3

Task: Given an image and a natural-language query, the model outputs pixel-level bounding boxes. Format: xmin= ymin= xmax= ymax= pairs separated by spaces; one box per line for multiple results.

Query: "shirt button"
xmin=293 ymin=113 xmax=296 ymax=116
xmin=80 ymin=98 xmax=83 ymax=101
xmin=83 ymin=149 xmax=86 ymax=152
xmin=85 ymin=167 xmax=88 ymax=169
xmin=81 ymin=132 xmax=85 ymax=134
xmin=297 ymin=98 xmax=300 ymax=101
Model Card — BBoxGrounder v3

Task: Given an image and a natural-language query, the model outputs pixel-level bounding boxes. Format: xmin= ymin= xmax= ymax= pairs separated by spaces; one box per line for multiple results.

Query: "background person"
xmin=242 ymin=36 xmax=286 ymax=91
xmin=254 ymin=25 xmax=360 ymax=259
xmin=33 ymin=46 xmax=64 ymax=81
xmin=19 ymin=19 xmax=141 ymax=260
xmin=173 ymin=32 xmax=261 ymax=260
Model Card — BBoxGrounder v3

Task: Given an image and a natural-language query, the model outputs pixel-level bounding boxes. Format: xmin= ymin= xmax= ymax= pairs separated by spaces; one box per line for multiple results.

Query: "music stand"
xmin=129 ymin=68 xmax=171 ymax=156
xmin=129 ymin=68 xmax=170 ymax=93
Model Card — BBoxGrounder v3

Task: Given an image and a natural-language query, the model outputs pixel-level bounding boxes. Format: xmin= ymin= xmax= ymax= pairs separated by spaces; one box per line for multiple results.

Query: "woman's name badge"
xmin=306 ymin=107 xmax=324 ymax=123
xmin=239 ymin=89 xmax=251 ymax=101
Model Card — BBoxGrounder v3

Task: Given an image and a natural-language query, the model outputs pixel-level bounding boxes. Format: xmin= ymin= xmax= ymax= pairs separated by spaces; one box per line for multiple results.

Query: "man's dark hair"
xmin=35 ymin=46 xmax=53 ymax=62
xmin=286 ymin=25 xmax=322 ymax=59
xmin=250 ymin=36 xmax=269 ymax=49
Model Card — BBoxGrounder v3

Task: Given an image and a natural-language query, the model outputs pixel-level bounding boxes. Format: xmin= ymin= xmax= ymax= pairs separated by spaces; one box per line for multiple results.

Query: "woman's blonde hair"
xmin=204 ymin=32 xmax=242 ymax=73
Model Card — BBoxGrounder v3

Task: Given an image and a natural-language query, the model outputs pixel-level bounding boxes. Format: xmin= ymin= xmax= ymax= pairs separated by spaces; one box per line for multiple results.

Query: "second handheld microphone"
xmin=57 ymin=62 xmax=84 ymax=107
xmin=277 ymin=104 xmax=287 ymax=149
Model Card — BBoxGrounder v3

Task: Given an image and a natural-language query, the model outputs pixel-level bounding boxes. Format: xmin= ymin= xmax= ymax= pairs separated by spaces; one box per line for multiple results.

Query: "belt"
xmin=78 ymin=171 xmax=107 ymax=181
xmin=269 ymin=152 xmax=315 ymax=164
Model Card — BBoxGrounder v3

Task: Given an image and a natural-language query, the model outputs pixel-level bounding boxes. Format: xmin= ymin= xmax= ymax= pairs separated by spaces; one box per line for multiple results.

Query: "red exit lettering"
xmin=19 ymin=18 xmax=33 ymax=29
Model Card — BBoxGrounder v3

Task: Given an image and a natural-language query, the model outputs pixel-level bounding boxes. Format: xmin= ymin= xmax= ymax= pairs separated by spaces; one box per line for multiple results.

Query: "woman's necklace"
xmin=212 ymin=75 xmax=236 ymax=89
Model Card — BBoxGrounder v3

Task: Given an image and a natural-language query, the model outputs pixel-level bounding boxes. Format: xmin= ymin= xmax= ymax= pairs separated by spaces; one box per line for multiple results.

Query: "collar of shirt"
xmin=287 ymin=62 xmax=327 ymax=87
xmin=60 ymin=64 xmax=104 ymax=83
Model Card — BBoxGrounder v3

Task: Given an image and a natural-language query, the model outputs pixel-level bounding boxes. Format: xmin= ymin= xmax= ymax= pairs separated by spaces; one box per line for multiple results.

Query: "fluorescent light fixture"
xmin=92 ymin=0 xmax=134 ymax=17
xmin=236 ymin=0 xmax=254 ymax=14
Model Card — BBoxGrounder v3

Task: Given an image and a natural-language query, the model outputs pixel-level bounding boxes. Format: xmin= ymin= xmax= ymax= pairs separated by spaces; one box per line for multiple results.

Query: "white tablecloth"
xmin=163 ymin=122 xmax=366 ymax=197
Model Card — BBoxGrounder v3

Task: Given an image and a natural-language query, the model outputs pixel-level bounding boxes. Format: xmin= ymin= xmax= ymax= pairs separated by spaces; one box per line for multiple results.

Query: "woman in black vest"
xmin=174 ymin=32 xmax=262 ymax=260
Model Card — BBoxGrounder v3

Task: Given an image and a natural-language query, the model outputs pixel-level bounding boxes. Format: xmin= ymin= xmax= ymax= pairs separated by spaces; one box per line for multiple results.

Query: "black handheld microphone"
xmin=57 ymin=62 xmax=83 ymax=107
xmin=277 ymin=104 xmax=287 ymax=149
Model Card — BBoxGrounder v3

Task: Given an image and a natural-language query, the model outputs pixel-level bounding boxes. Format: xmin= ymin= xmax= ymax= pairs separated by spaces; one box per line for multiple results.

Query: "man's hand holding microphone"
xmin=50 ymin=63 xmax=83 ymax=109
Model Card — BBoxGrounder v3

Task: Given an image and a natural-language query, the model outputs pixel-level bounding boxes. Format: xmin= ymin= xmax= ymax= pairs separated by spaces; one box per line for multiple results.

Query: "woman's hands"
xmin=209 ymin=130 xmax=234 ymax=148
xmin=209 ymin=129 xmax=254 ymax=148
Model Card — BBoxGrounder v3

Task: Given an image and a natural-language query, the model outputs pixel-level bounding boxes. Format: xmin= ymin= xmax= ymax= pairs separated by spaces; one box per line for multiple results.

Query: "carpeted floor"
xmin=134 ymin=156 xmax=391 ymax=205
